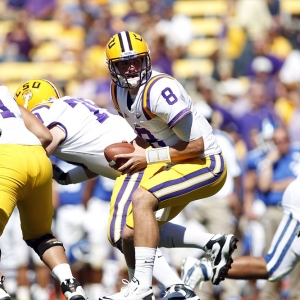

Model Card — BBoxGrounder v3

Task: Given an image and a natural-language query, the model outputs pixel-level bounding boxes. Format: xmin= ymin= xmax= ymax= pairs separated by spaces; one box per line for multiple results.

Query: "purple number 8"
xmin=162 ymin=87 xmax=178 ymax=105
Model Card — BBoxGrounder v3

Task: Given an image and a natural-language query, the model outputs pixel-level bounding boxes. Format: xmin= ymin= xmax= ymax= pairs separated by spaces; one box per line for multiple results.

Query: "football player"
xmin=15 ymin=79 xmax=201 ymax=300
xmin=15 ymin=79 xmax=137 ymax=182
xmin=101 ymin=30 xmax=239 ymax=300
xmin=181 ymin=175 xmax=300 ymax=289
xmin=0 ymin=85 xmax=88 ymax=300
xmin=15 ymin=78 xmax=235 ymax=300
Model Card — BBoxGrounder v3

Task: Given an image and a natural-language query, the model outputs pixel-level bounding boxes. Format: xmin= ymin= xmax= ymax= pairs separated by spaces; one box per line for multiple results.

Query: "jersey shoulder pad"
xmin=141 ymin=74 xmax=176 ymax=120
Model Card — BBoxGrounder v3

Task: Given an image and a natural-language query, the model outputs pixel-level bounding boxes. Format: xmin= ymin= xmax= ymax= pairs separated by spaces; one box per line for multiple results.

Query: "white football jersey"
xmin=265 ymin=174 xmax=300 ymax=281
xmin=110 ymin=71 xmax=221 ymax=157
xmin=31 ymin=96 xmax=137 ymax=179
xmin=0 ymin=86 xmax=41 ymax=145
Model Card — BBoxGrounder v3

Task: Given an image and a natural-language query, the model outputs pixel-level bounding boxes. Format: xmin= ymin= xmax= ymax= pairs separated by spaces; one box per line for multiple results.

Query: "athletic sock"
xmin=159 ymin=222 xmax=215 ymax=248
xmin=134 ymin=247 xmax=156 ymax=287
xmin=52 ymin=263 xmax=73 ymax=283
xmin=153 ymin=248 xmax=183 ymax=287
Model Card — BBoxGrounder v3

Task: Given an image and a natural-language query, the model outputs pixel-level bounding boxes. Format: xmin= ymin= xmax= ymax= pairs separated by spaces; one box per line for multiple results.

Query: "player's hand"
xmin=116 ymin=140 xmax=147 ymax=175
xmin=52 ymin=164 xmax=68 ymax=185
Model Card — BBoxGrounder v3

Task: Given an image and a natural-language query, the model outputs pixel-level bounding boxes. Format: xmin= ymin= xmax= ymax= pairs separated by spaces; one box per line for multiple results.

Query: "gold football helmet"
xmin=105 ymin=31 xmax=151 ymax=88
xmin=15 ymin=79 xmax=60 ymax=110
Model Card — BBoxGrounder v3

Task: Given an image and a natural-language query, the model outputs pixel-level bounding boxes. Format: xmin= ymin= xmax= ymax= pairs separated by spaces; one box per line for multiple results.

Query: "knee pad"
xmin=25 ymin=233 xmax=65 ymax=260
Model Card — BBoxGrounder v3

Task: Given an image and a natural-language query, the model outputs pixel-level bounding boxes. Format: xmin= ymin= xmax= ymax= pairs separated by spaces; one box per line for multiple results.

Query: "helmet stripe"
xmin=125 ymin=31 xmax=133 ymax=50
xmin=119 ymin=31 xmax=133 ymax=53
xmin=118 ymin=32 xmax=125 ymax=52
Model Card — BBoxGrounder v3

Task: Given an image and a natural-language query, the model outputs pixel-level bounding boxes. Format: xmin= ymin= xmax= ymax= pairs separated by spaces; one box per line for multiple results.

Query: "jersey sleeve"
xmin=30 ymin=102 xmax=54 ymax=127
xmin=0 ymin=86 xmax=22 ymax=119
xmin=30 ymin=101 xmax=67 ymax=131
xmin=146 ymin=77 xmax=192 ymax=128
xmin=172 ymin=114 xmax=202 ymax=142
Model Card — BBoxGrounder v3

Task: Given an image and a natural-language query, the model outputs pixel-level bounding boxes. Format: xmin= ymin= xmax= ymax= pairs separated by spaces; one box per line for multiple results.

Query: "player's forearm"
xmin=46 ymin=126 xmax=67 ymax=156
xmin=227 ymin=256 xmax=268 ymax=280
xmin=169 ymin=137 xmax=204 ymax=161
xmin=144 ymin=138 xmax=204 ymax=165
xmin=19 ymin=105 xmax=53 ymax=148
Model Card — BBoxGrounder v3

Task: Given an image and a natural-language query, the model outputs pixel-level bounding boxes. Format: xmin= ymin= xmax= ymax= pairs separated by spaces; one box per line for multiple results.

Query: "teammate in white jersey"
xmin=100 ymin=30 xmax=239 ymax=300
xmin=14 ymin=80 xmax=136 ymax=181
xmin=182 ymin=175 xmax=300 ymax=289
xmin=0 ymin=86 xmax=88 ymax=300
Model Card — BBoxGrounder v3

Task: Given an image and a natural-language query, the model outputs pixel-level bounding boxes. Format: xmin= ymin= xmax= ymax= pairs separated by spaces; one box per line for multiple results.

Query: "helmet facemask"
xmin=108 ymin=52 xmax=151 ymax=89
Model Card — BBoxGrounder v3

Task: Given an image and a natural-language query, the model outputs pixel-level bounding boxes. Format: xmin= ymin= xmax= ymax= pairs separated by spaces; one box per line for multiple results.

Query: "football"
xmin=104 ymin=142 xmax=134 ymax=170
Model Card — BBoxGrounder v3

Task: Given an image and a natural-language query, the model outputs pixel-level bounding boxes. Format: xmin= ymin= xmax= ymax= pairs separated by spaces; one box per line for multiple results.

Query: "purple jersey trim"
xmin=149 ymin=154 xmax=224 ymax=202
xmin=111 ymin=83 xmax=121 ymax=113
xmin=48 ymin=121 xmax=68 ymax=144
xmin=167 ymin=107 xmax=192 ymax=129
xmin=31 ymin=104 xmax=51 ymax=112
xmin=142 ymin=74 xmax=174 ymax=120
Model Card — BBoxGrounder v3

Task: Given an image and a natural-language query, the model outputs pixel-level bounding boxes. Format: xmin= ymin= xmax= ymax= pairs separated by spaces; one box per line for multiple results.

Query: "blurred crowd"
xmin=1 ymin=0 xmax=300 ymax=299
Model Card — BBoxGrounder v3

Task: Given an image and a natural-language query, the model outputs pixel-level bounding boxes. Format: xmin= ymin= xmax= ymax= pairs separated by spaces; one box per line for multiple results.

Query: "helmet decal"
xmin=15 ymin=79 xmax=60 ymax=111
xmin=21 ymin=89 xmax=33 ymax=109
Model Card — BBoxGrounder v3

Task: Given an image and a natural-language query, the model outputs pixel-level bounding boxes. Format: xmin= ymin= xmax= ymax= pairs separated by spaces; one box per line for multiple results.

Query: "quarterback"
xmin=100 ymin=30 xmax=239 ymax=300
xmin=0 ymin=86 xmax=87 ymax=300
xmin=14 ymin=79 xmax=227 ymax=300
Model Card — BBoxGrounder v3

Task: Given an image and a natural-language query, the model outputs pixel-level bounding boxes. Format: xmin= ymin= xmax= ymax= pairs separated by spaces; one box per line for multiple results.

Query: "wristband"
xmin=68 ymin=167 xmax=89 ymax=184
xmin=146 ymin=146 xmax=171 ymax=164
